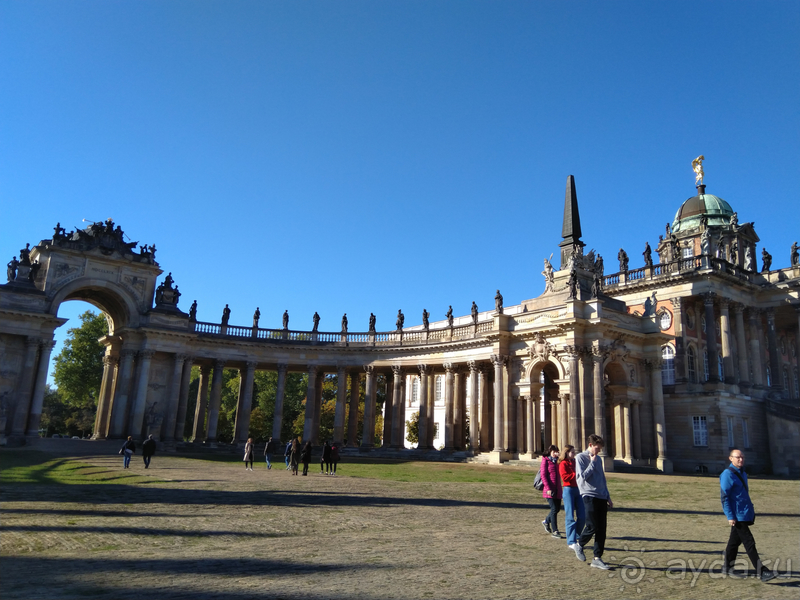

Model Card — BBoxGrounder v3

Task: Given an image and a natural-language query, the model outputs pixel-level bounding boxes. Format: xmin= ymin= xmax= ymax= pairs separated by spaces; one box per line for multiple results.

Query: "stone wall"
xmin=766 ymin=411 xmax=800 ymax=477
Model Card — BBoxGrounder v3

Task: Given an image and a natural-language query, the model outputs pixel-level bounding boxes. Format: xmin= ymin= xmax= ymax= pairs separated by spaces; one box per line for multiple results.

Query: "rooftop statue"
xmin=221 ymin=304 xmax=231 ymax=326
xmin=715 ymin=233 xmax=725 ymax=259
xmin=643 ymin=242 xmax=653 ymax=267
xmin=19 ymin=243 xmax=31 ymax=267
xmin=341 ymin=313 xmax=348 ymax=333
xmin=471 ymin=301 xmax=478 ymax=325
xmin=591 ymin=273 xmax=601 ymax=299
xmin=369 ymin=313 xmax=376 ymax=333
xmin=396 ymin=310 xmax=404 ymax=332
xmin=617 ymin=248 xmax=629 ymax=272
xmin=253 ymin=307 xmax=260 ymax=328
xmin=154 ymin=272 xmax=180 ymax=307
xmin=692 ymin=155 xmax=705 ymax=186
xmin=730 ymin=212 xmax=738 ymax=228
xmin=666 ymin=222 xmax=671 ymax=237
xmin=495 ymin=290 xmax=503 ymax=314
xmin=567 ymin=269 xmax=578 ymax=300
xmin=730 ymin=239 xmax=738 ymax=264
xmin=6 ymin=256 xmax=18 ymax=282
xmin=700 ymin=229 xmax=711 ymax=256
xmin=791 ymin=242 xmax=799 ymax=267
xmin=312 ymin=312 xmax=320 ymax=332
xmin=189 ymin=300 xmax=197 ymax=321
xmin=282 ymin=310 xmax=289 ymax=330
xmin=422 ymin=309 xmax=429 ymax=330
xmin=761 ymin=248 xmax=772 ymax=272
xmin=542 ymin=255 xmax=555 ymax=293
xmin=594 ymin=254 xmax=604 ymax=277
xmin=744 ymin=246 xmax=754 ymax=272
xmin=446 ymin=305 xmax=454 ymax=327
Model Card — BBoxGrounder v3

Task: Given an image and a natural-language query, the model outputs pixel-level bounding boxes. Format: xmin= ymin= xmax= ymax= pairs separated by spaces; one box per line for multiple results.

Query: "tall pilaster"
xmin=703 ymin=293 xmax=720 ymax=382
xmin=417 ymin=365 xmax=430 ymax=449
xmin=622 ymin=401 xmax=633 ymax=461
xmin=174 ymin=356 xmax=194 ymax=442
xmin=302 ymin=366 xmax=318 ymax=443
xmin=525 ymin=392 xmax=536 ymax=457
xmin=766 ymin=309 xmax=783 ymax=392
xmin=648 ymin=358 xmax=671 ymax=472
xmin=333 ymin=365 xmax=347 ymax=446
xmin=631 ymin=400 xmax=642 ymax=460
xmin=129 ymin=350 xmax=154 ymax=439
xmin=748 ymin=310 xmax=764 ymax=387
xmin=271 ymin=364 xmax=288 ymax=443
xmin=443 ymin=363 xmax=455 ymax=451
xmin=516 ymin=395 xmax=525 ymax=455
xmin=530 ymin=381 xmax=542 ymax=455
xmin=565 ymin=346 xmax=581 ymax=447
xmin=734 ymin=304 xmax=750 ymax=386
xmin=92 ymin=353 xmax=117 ymax=439
xmin=468 ymin=361 xmax=480 ymax=451
xmin=382 ymin=371 xmax=394 ymax=447
xmin=719 ymin=300 xmax=735 ymax=383
xmin=504 ymin=360 xmax=514 ymax=452
xmin=390 ymin=366 xmax=404 ymax=448
xmin=162 ymin=353 xmax=187 ymax=442
xmin=426 ymin=371 xmax=436 ymax=448
xmin=312 ymin=369 xmax=324 ymax=445
xmin=491 ymin=354 xmax=506 ymax=452
xmin=479 ymin=364 xmax=491 ymax=451
xmin=591 ymin=349 xmax=606 ymax=454
xmin=755 ymin=310 xmax=769 ymax=386
xmin=453 ymin=367 xmax=464 ymax=450
xmin=361 ymin=365 xmax=376 ymax=448
xmin=205 ymin=359 xmax=226 ymax=442
xmin=26 ymin=339 xmax=57 ymax=437
xmin=670 ymin=298 xmax=688 ymax=383
xmin=233 ymin=362 xmax=257 ymax=443
xmin=558 ymin=392 xmax=569 ymax=450
xmin=191 ymin=365 xmax=210 ymax=442
xmin=12 ymin=338 xmax=40 ymax=435
xmin=347 ymin=371 xmax=359 ymax=447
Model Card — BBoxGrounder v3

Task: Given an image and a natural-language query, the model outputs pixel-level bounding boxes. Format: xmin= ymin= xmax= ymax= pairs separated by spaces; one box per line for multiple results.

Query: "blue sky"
xmin=1 ymin=1 xmax=798 ymax=377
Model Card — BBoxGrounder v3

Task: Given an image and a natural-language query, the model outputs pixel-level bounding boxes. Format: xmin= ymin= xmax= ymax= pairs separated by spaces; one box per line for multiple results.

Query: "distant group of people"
xmin=118 ymin=435 xmax=157 ymax=469
xmin=540 ymin=435 xmax=778 ymax=582
xmin=241 ymin=436 xmax=340 ymax=476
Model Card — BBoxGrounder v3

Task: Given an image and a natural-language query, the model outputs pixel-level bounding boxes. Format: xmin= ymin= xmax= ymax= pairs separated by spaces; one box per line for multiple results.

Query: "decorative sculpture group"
xmin=154 ymin=272 xmax=181 ymax=308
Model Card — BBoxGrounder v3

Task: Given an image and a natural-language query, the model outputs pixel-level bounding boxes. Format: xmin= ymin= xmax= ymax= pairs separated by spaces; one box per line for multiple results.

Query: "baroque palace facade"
xmin=2 ymin=170 xmax=799 ymax=475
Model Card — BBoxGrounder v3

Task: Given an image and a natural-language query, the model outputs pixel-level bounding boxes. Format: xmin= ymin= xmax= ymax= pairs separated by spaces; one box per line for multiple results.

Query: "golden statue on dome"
xmin=692 ymin=155 xmax=705 ymax=186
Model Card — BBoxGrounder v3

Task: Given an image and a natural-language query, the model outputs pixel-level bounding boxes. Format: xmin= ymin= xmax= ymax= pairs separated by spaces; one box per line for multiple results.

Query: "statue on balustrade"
xmin=221 ymin=304 xmax=231 ymax=326
xmin=53 ymin=222 xmax=66 ymax=241
xmin=282 ymin=310 xmax=289 ymax=329
xmin=594 ymin=253 xmax=604 ymax=277
xmin=446 ymin=305 xmax=454 ymax=327
xmin=730 ymin=239 xmax=738 ymax=264
xmin=643 ymin=291 xmax=657 ymax=317
xmin=617 ymin=248 xmax=629 ymax=272
xmin=189 ymin=300 xmax=197 ymax=321
xmin=341 ymin=313 xmax=348 ymax=333
xmin=368 ymin=313 xmax=376 ymax=332
xmin=312 ymin=312 xmax=320 ymax=332
xmin=495 ymin=290 xmax=503 ymax=314
xmin=6 ymin=256 xmax=18 ymax=282
xmin=155 ymin=273 xmax=180 ymax=307
xmin=642 ymin=242 xmax=653 ymax=267
xmin=567 ymin=269 xmax=578 ymax=300
xmin=666 ymin=222 xmax=671 ymax=238
xmin=591 ymin=273 xmax=602 ymax=299
xmin=471 ymin=301 xmax=478 ymax=324
xmin=422 ymin=309 xmax=429 ymax=331
xmin=730 ymin=212 xmax=738 ymax=229
xmin=253 ymin=307 xmax=260 ymax=328
xmin=744 ymin=246 xmax=754 ymax=272
xmin=761 ymin=248 xmax=772 ymax=272
xmin=715 ymin=233 xmax=726 ymax=259
xmin=791 ymin=242 xmax=799 ymax=267
xmin=19 ymin=243 xmax=31 ymax=266
xmin=542 ymin=255 xmax=555 ymax=292
xmin=700 ymin=229 xmax=711 ymax=256
xmin=396 ymin=310 xmax=404 ymax=331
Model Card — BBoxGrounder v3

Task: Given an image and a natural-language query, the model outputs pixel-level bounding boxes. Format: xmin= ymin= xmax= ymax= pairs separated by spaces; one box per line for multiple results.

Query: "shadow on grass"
xmin=2 ymin=524 xmax=290 ymax=538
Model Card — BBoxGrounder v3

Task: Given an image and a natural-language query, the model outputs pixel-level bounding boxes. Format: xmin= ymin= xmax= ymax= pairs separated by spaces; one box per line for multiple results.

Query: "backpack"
xmin=533 ymin=470 xmax=544 ymax=491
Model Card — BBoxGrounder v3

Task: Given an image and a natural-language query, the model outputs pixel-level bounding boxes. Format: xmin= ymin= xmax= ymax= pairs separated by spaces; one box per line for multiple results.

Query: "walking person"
xmin=301 ymin=441 xmax=312 ymax=476
xmin=142 ymin=434 xmax=156 ymax=469
xmin=330 ymin=442 xmax=340 ymax=476
xmin=720 ymin=449 xmax=777 ymax=582
xmin=120 ymin=436 xmax=135 ymax=469
xmin=575 ymin=434 xmax=613 ymax=569
xmin=322 ymin=441 xmax=332 ymax=475
xmin=559 ymin=444 xmax=586 ymax=555
xmin=290 ymin=438 xmax=300 ymax=475
xmin=264 ymin=437 xmax=275 ymax=470
xmin=540 ymin=444 xmax=562 ymax=538
xmin=284 ymin=439 xmax=292 ymax=470
xmin=243 ymin=437 xmax=255 ymax=471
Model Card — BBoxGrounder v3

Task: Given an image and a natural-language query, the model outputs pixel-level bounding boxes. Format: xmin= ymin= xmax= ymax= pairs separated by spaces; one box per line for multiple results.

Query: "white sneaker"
xmin=590 ymin=557 xmax=610 ymax=570
xmin=569 ymin=543 xmax=586 ymax=562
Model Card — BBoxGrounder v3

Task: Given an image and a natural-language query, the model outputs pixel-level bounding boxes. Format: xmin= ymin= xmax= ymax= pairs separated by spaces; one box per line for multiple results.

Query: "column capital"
xmin=175 ymin=353 xmax=189 ymax=363
xmin=669 ymin=297 xmax=683 ymax=311
xmin=213 ymin=358 xmax=226 ymax=369
xmin=363 ymin=364 xmax=375 ymax=375
xmin=391 ymin=364 xmax=403 ymax=377
xmin=277 ymin=363 xmax=288 ymax=375
xmin=490 ymin=354 xmax=507 ymax=368
xmin=103 ymin=355 xmax=120 ymax=367
xmin=443 ymin=362 xmax=455 ymax=373
xmin=703 ymin=291 xmax=717 ymax=306
xmin=765 ymin=308 xmax=776 ymax=323
xmin=139 ymin=349 xmax=155 ymax=360
xmin=418 ymin=363 xmax=429 ymax=375
xmin=558 ymin=392 xmax=569 ymax=402
xmin=120 ymin=348 xmax=137 ymax=359
xmin=25 ymin=336 xmax=40 ymax=348
xmin=718 ymin=298 xmax=731 ymax=311
xmin=644 ymin=357 xmax=664 ymax=370
xmin=467 ymin=360 xmax=479 ymax=374
xmin=245 ymin=361 xmax=258 ymax=370
xmin=732 ymin=302 xmax=746 ymax=315
xmin=40 ymin=338 xmax=57 ymax=350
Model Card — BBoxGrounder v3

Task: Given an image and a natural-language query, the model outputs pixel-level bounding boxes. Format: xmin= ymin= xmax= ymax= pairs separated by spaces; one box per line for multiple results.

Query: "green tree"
xmin=405 ymin=410 xmax=420 ymax=446
xmin=52 ymin=310 xmax=108 ymax=409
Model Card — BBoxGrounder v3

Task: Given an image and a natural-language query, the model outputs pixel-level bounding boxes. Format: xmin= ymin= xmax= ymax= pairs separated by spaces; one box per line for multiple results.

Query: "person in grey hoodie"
xmin=574 ymin=434 xmax=613 ymax=570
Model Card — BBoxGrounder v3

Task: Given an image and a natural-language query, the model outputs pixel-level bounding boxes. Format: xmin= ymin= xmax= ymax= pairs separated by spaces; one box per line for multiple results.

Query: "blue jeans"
xmin=265 ymin=455 xmax=272 ymax=469
xmin=123 ymin=451 xmax=132 ymax=468
xmin=285 ymin=455 xmax=290 ymax=468
xmin=563 ymin=486 xmax=585 ymax=545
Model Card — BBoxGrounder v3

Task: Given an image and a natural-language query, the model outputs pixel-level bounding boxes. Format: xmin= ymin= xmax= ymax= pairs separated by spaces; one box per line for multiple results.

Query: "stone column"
xmin=347 ymin=371 xmax=359 ymax=447
xmin=129 ymin=350 xmax=154 ymax=439
xmin=417 ymin=365 xmax=429 ymax=449
xmin=312 ymin=369 xmax=324 ymax=445
xmin=174 ymin=357 xmax=194 ymax=442
xmin=525 ymin=393 xmax=535 ymax=457
xmin=734 ymin=304 xmax=749 ymax=386
xmin=361 ymin=365 xmax=376 ymax=448
xmin=390 ymin=366 xmax=404 ymax=448
xmin=443 ymin=363 xmax=455 ymax=451
xmin=302 ymin=366 xmax=318 ymax=443
xmin=516 ymin=395 xmax=525 ymax=455
xmin=613 ymin=402 xmax=624 ymax=459
xmin=161 ymin=353 xmax=187 ymax=442
xmin=580 ymin=351 xmax=593 ymax=447
xmin=766 ymin=309 xmax=783 ymax=392
xmin=592 ymin=349 xmax=607 ymax=455
xmin=566 ymin=347 xmax=581 ymax=447
xmin=271 ymin=364 xmax=288 ymax=443
xmin=205 ymin=359 xmax=226 ymax=442
xmin=704 ymin=293 xmax=720 ymax=382
xmin=504 ymin=360 xmax=514 ymax=452
xmin=549 ymin=399 xmax=559 ymax=448
xmin=233 ymin=362 xmax=256 ymax=443
xmin=333 ymin=365 xmax=347 ymax=446
xmin=530 ymin=382 xmax=542 ymax=454
xmin=755 ymin=310 xmax=769 ymax=386
xmin=26 ymin=339 xmax=57 ymax=437
xmin=109 ymin=350 xmax=135 ymax=438
xmin=670 ymin=298 xmax=688 ymax=383
xmin=491 ymin=354 xmax=506 ymax=452
xmin=648 ymin=358 xmax=671 ymax=472
xmin=468 ymin=361 xmax=480 ymax=451
xmin=558 ymin=393 xmax=569 ymax=450
xmin=796 ymin=307 xmax=800 ymax=385
xmin=92 ymin=353 xmax=117 ymax=439
xmin=453 ymin=367 xmax=464 ymax=450
xmin=631 ymin=401 xmax=642 ymax=460
xmin=748 ymin=310 xmax=764 ymax=387
xmin=479 ymin=364 xmax=491 ymax=451
xmin=719 ymin=300 xmax=735 ymax=383
xmin=622 ymin=401 xmax=633 ymax=461
xmin=426 ymin=371 xmax=436 ymax=449
xmin=382 ymin=371 xmax=393 ymax=447
xmin=11 ymin=338 xmax=41 ymax=436
xmin=191 ymin=366 xmax=210 ymax=441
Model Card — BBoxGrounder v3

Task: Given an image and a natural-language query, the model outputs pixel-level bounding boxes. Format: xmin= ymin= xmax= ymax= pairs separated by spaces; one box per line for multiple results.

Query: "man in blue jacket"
xmin=720 ymin=449 xmax=777 ymax=582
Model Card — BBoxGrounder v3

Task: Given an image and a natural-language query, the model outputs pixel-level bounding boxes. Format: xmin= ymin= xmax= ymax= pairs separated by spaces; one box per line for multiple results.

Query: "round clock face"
xmin=659 ymin=310 xmax=673 ymax=330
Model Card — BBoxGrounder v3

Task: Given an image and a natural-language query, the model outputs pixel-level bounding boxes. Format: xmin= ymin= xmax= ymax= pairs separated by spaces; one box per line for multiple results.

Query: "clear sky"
xmin=1 ymin=1 xmax=798 ymax=379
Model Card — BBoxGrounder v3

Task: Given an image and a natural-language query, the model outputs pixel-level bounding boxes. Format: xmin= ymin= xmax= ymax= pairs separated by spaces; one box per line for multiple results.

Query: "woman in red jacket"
xmin=541 ymin=444 xmax=562 ymax=538
xmin=559 ymin=444 xmax=586 ymax=557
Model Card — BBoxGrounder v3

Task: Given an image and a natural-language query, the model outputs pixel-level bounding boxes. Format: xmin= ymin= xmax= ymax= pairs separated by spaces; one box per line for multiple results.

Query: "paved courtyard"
xmin=1 ymin=445 xmax=798 ymax=600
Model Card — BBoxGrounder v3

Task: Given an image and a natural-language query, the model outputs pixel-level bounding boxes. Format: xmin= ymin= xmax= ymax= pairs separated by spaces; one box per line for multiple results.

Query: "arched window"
xmin=703 ymin=350 xmax=709 ymax=382
xmin=687 ymin=346 xmax=697 ymax=383
xmin=662 ymin=346 xmax=675 ymax=385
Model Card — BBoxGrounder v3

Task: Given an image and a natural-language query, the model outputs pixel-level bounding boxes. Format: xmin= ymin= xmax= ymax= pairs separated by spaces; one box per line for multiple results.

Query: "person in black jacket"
xmin=264 ymin=437 xmax=275 ymax=470
xmin=120 ymin=436 xmax=135 ymax=469
xmin=301 ymin=441 xmax=312 ymax=476
xmin=321 ymin=441 xmax=331 ymax=475
xmin=142 ymin=435 xmax=156 ymax=469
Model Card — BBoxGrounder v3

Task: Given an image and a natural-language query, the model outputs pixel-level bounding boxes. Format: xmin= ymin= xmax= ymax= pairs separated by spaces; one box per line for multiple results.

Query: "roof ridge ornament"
xmin=692 ymin=155 xmax=705 ymax=190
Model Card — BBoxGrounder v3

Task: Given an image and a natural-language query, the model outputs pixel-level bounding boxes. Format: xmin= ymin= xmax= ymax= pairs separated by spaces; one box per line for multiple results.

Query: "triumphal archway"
xmin=0 ymin=176 xmax=675 ymax=472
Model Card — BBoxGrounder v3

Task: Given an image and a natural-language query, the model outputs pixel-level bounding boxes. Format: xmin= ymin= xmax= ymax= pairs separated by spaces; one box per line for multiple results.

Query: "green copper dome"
xmin=671 ymin=190 xmax=734 ymax=233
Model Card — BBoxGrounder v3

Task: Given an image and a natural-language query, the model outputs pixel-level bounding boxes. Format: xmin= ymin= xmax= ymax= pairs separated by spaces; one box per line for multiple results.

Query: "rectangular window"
xmin=433 ymin=423 xmax=440 ymax=440
xmin=682 ymin=246 xmax=693 ymax=259
xmin=693 ymin=416 xmax=708 ymax=446
xmin=741 ymin=418 xmax=750 ymax=449
xmin=435 ymin=376 xmax=443 ymax=404
xmin=411 ymin=378 xmax=419 ymax=404
xmin=726 ymin=416 xmax=735 ymax=448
